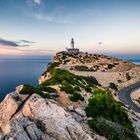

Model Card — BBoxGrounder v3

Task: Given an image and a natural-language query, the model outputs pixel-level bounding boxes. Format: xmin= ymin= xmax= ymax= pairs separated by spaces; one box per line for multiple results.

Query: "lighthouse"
xmin=65 ymin=38 xmax=79 ymax=55
xmin=57 ymin=38 xmax=80 ymax=56
xmin=71 ymin=38 xmax=74 ymax=49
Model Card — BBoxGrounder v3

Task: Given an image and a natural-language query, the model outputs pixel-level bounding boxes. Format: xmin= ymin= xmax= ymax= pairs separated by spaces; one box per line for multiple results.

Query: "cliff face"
xmin=40 ymin=53 xmax=140 ymax=88
xmin=1 ymin=53 xmax=140 ymax=140
xmin=0 ymin=88 xmax=105 ymax=140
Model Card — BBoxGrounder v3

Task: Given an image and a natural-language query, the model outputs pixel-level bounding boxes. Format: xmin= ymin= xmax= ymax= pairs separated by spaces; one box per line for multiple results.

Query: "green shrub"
xmin=109 ymin=82 xmax=118 ymax=90
xmin=45 ymin=62 xmax=61 ymax=73
xmin=89 ymin=117 xmax=139 ymax=140
xmin=85 ymin=88 xmax=134 ymax=131
xmin=74 ymin=65 xmax=97 ymax=71
xmin=63 ymin=59 xmax=70 ymax=64
xmin=38 ymin=92 xmax=50 ymax=99
xmin=108 ymin=64 xmax=115 ymax=69
xmin=38 ymin=85 xmax=56 ymax=93
xmin=42 ymin=68 xmax=98 ymax=88
xmin=62 ymin=55 xmax=67 ymax=60
xmin=19 ymin=84 xmax=37 ymax=95
xmin=85 ymin=85 xmax=91 ymax=92
xmin=69 ymin=92 xmax=84 ymax=102
xmin=48 ymin=69 xmax=79 ymax=86
xmin=45 ymin=87 xmax=56 ymax=93
xmin=42 ymin=78 xmax=58 ymax=86
xmin=74 ymin=65 xmax=89 ymax=71
xmin=83 ymin=76 xmax=98 ymax=86
xmin=118 ymin=80 xmax=122 ymax=83
xmin=19 ymin=84 xmax=50 ymax=99
xmin=74 ymin=86 xmax=81 ymax=92
xmin=60 ymin=80 xmax=74 ymax=94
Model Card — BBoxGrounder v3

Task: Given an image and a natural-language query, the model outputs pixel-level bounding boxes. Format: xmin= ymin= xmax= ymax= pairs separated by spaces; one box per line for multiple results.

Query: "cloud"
xmin=25 ymin=6 xmax=92 ymax=24
xmin=0 ymin=38 xmax=20 ymax=47
xmin=30 ymin=13 xmax=68 ymax=23
xmin=0 ymin=38 xmax=35 ymax=47
xmin=20 ymin=40 xmax=35 ymax=43
xmin=32 ymin=0 xmax=42 ymax=5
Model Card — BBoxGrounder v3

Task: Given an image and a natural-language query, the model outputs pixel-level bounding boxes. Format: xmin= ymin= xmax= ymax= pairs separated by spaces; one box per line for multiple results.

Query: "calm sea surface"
xmin=0 ymin=57 xmax=52 ymax=101
xmin=129 ymin=60 xmax=140 ymax=65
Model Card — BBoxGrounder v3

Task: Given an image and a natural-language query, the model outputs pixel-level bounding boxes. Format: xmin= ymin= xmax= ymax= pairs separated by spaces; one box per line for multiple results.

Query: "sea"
xmin=0 ymin=57 xmax=52 ymax=101
xmin=129 ymin=59 xmax=140 ymax=65
xmin=0 ymin=57 xmax=139 ymax=101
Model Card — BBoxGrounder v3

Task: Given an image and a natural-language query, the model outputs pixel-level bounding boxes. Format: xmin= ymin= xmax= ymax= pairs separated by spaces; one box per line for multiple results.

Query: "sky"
xmin=0 ymin=0 xmax=140 ymax=59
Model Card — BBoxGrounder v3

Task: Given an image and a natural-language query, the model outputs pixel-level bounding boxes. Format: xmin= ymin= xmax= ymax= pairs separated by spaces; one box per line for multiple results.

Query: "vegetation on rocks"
xmin=38 ymin=85 xmax=57 ymax=93
xmin=60 ymin=80 xmax=74 ymax=94
xmin=19 ymin=84 xmax=38 ymax=95
xmin=85 ymin=88 xmax=136 ymax=139
xmin=19 ymin=84 xmax=58 ymax=99
xmin=41 ymin=62 xmax=61 ymax=76
xmin=89 ymin=117 xmax=139 ymax=140
xmin=39 ymin=57 xmax=139 ymax=138
xmin=108 ymin=64 xmax=115 ymax=69
xmin=41 ymin=68 xmax=98 ymax=102
xmin=109 ymin=82 xmax=118 ymax=90
xmin=69 ymin=92 xmax=84 ymax=102
xmin=74 ymin=85 xmax=81 ymax=92
xmin=85 ymin=85 xmax=92 ymax=92
xmin=74 ymin=65 xmax=96 ymax=71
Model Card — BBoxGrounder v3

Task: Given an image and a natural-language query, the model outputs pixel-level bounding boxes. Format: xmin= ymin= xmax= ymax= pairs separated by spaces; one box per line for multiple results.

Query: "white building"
xmin=66 ymin=38 xmax=79 ymax=55
xmin=56 ymin=38 xmax=80 ymax=56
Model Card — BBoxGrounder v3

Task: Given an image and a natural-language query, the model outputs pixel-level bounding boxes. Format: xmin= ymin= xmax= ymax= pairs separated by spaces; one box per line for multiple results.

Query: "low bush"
xmin=109 ymin=82 xmax=118 ymax=90
xmin=45 ymin=62 xmax=61 ymax=73
xmin=85 ymin=88 xmax=134 ymax=131
xmin=19 ymin=84 xmax=37 ymax=95
xmin=42 ymin=78 xmax=58 ymax=86
xmin=19 ymin=84 xmax=50 ymax=99
xmin=60 ymin=80 xmax=74 ymax=94
xmin=108 ymin=64 xmax=115 ymax=69
xmin=62 ymin=55 xmax=67 ymax=60
xmin=38 ymin=92 xmax=50 ymax=99
xmin=85 ymin=85 xmax=92 ymax=92
xmin=74 ymin=65 xmax=89 ymax=71
xmin=41 ymin=68 xmax=98 ymax=102
xmin=74 ymin=86 xmax=81 ymax=92
xmin=38 ymin=85 xmax=56 ymax=93
xmin=63 ymin=59 xmax=70 ymax=64
xmin=117 ymin=80 xmax=122 ymax=83
xmin=89 ymin=117 xmax=139 ymax=140
xmin=42 ymin=68 xmax=98 ymax=88
xmin=69 ymin=92 xmax=84 ymax=102
xmin=83 ymin=76 xmax=98 ymax=86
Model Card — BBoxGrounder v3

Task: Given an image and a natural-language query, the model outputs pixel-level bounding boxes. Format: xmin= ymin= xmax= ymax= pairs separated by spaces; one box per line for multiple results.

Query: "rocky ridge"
xmin=0 ymin=53 xmax=140 ymax=140
xmin=39 ymin=53 xmax=140 ymax=89
xmin=0 ymin=87 xmax=105 ymax=140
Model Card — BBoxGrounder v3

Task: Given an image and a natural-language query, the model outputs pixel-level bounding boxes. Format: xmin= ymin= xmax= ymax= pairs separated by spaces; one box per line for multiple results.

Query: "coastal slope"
xmin=0 ymin=53 xmax=140 ymax=140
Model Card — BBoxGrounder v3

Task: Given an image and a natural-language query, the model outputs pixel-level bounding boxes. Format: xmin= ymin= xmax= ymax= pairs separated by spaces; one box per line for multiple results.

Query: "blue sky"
xmin=0 ymin=0 xmax=140 ymax=58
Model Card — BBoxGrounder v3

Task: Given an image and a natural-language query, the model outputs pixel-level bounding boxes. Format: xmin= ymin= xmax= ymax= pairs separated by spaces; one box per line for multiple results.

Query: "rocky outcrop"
xmin=0 ymin=91 xmax=106 ymax=140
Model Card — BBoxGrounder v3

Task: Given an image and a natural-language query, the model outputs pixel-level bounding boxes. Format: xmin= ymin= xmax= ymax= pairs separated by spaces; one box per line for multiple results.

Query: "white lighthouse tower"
xmin=71 ymin=38 xmax=74 ymax=49
xmin=65 ymin=38 xmax=79 ymax=55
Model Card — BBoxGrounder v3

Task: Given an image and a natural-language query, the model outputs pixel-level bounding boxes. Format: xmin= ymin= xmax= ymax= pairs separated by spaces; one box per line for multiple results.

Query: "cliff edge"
xmin=0 ymin=53 xmax=140 ymax=140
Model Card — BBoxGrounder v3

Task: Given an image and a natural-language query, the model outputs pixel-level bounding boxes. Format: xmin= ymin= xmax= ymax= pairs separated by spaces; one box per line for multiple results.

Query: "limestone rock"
xmin=22 ymin=94 xmax=92 ymax=140
xmin=0 ymin=92 xmax=21 ymax=132
xmin=0 ymin=93 xmax=103 ymax=140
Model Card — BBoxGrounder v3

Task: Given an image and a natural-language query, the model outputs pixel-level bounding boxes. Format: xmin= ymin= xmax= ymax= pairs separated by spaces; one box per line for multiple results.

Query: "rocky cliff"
xmin=0 ymin=53 xmax=140 ymax=140
xmin=0 ymin=88 xmax=106 ymax=140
